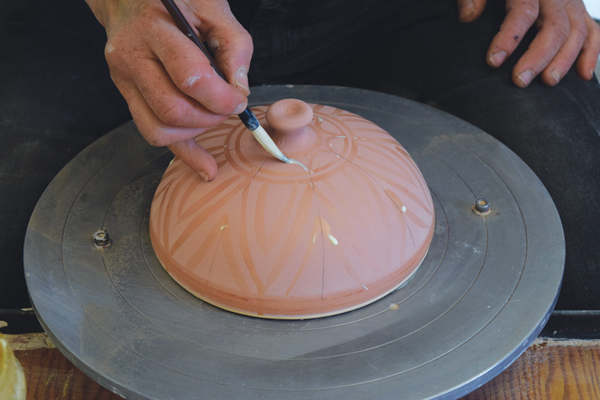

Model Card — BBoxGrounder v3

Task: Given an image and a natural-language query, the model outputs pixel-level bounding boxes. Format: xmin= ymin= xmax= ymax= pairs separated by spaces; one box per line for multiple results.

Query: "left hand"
xmin=457 ymin=0 xmax=600 ymax=87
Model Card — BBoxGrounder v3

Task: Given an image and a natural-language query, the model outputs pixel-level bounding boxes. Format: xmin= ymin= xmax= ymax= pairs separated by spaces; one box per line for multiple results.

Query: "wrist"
xmin=85 ymin=0 xmax=132 ymax=29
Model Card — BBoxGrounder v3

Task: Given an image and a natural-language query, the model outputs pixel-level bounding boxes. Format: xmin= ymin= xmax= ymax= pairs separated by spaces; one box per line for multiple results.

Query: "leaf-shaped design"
xmin=149 ymin=103 xmax=435 ymax=319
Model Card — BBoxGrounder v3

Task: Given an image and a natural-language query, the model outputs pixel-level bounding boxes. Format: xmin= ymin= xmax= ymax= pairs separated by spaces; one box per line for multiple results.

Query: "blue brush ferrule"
xmin=238 ymin=108 xmax=260 ymax=131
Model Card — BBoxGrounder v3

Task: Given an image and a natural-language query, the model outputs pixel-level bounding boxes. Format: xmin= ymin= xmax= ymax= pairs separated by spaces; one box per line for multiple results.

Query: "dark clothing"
xmin=0 ymin=0 xmax=130 ymax=332
xmin=245 ymin=0 xmax=600 ymax=312
xmin=0 ymin=0 xmax=599 ymax=333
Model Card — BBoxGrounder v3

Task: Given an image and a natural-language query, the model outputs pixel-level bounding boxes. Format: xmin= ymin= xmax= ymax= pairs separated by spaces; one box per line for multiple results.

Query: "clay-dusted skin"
xmin=150 ymin=100 xmax=435 ymax=319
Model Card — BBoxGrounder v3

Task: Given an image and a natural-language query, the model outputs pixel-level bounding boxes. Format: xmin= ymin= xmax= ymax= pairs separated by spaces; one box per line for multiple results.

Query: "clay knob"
xmin=266 ymin=99 xmax=313 ymax=136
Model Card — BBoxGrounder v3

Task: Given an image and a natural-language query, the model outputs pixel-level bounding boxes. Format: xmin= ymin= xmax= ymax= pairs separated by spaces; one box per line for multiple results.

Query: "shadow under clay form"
xmin=149 ymin=99 xmax=435 ymax=319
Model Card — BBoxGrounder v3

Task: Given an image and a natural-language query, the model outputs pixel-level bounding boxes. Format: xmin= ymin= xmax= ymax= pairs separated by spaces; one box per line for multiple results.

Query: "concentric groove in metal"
xmin=24 ymin=86 xmax=564 ymax=400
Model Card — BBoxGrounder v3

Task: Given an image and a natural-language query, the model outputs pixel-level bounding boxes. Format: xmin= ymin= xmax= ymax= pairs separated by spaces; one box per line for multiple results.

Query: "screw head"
xmin=474 ymin=198 xmax=490 ymax=214
xmin=93 ymin=230 xmax=111 ymax=248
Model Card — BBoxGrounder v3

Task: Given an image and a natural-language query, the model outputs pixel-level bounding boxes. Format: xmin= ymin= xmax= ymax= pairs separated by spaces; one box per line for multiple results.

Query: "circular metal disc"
xmin=24 ymin=86 xmax=564 ymax=400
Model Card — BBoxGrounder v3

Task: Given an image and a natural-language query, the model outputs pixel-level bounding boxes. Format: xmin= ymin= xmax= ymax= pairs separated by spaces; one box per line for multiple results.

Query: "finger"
xmin=150 ymin=18 xmax=248 ymax=115
xmin=184 ymin=0 xmax=253 ymax=94
xmin=129 ymin=57 xmax=228 ymax=128
xmin=540 ymin=1 xmax=588 ymax=86
xmin=576 ymin=13 xmax=600 ymax=81
xmin=457 ymin=0 xmax=487 ymax=23
xmin=169 ymin=138 xmax=218 ymax=181
xmin=204 ymin=21 xmax=253 ymax=94
xmin=113 ymin=75 xmax=215 ymax=147
xmin=486 ymin=0 xmax=540 ymax=68
xmin=511 ymin=1 xmax=571 ymax=87
xmin=113 ymin=74 xmax=219 ymax=178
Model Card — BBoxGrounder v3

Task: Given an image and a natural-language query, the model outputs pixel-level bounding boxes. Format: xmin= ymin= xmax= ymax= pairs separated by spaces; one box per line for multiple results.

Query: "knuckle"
xmin=521 ymin=11 xmax=537 ymax=25
xmin=552 ymin=19 xmax=571 ymax=41
xmin=591 ymin=21 xmax=600 ymax=38
xmin=146 ymin=131 xmax=172 ymax=147
xmin=138 ymin=123 xmax=174 ymax=148
xmin=104 ymin=41 xmax=116 ymax=57
xmin=209 ymin=22 xmax=254 ymax=53
xmin=572 ymin=23 xmax=588 ymax=42
xmin=517 ymin=1 xmax=539 ymax=23
xmin=539 ymin=54 xmax=553 ymax=67
xmin=237 ymin=29 xmax=254 ymax=50
xmin=157 ymin=103 xmax=187 ymax=126
xmin=176 ymin=69 xmax=210 ymax=92
xmin=104 ymin=41 xmax=123 ymax=66
xmin=104 ymin=39 xmax=140 ymax=80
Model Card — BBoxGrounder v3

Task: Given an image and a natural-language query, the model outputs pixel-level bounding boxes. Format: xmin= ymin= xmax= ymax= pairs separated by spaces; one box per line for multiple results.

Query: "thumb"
xmin=168 ymin=138 xmax=218 ymax=181
xmin=457 ymin=0 xmax=487 ymax=23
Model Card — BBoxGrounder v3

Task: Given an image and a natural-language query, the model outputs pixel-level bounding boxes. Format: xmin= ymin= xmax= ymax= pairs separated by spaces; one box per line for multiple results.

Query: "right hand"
xmin=457 ymin=0 xmax=600 ymax=88
xmin=86 ymin=0 xmax=253 ymax=181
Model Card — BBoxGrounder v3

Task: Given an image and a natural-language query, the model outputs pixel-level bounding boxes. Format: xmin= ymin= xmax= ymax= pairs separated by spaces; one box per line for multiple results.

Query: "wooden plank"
xmin=14 ymin=348 xmax=123 ymax=400
xmin=462 ymin=340 xmax=600 ymax=400
xmin=7 ymin=334 xmax=600 ymax=400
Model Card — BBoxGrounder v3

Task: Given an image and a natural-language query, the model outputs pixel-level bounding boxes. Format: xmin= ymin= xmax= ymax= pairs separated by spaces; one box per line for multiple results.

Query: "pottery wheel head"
xmin=149 ymin=99 xmax=435 ymax=319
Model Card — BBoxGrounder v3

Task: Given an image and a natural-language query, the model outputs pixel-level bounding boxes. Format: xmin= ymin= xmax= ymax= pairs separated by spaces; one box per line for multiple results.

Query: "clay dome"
xmin=149 ymin=99 xmax=435 ymax=319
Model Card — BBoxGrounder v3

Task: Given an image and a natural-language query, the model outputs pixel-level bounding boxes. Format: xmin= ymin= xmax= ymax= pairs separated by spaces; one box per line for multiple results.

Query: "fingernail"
xmin=459 ymin=0 xmax=475 ymax=21
xmin=235 ymin=67 xmax=250 ymax=95
xmin=234 ymin=101 xmax=247 ymax=115
xmin=550 ymin=69 xmax=561 ymax=84
xmin=198 ymin=171 xmax=209 ymax=182
xmin=518 ymin=70 xmax=535 ymax=87
xmin=489 ymin=51 xmax=507 ymax=67
xmin=589 ymin=69 xmax=595 ymax=80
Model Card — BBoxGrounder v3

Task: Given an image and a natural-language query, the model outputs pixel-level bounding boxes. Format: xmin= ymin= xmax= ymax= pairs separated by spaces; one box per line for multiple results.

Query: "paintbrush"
xmin=159 ymin=0 xmax=307 ymax=170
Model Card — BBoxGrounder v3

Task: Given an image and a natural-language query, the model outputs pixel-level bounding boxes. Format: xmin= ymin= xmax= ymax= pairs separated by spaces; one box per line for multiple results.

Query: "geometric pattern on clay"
xmin=150 ymin=104 xmax=435 ymax=318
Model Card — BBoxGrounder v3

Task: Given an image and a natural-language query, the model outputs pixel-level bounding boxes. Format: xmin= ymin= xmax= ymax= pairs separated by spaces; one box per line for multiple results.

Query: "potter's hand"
xmin=457 ymin=0 xmax=600 ymax=87
xmin=86 ymin=0 xmax=253 ymax=180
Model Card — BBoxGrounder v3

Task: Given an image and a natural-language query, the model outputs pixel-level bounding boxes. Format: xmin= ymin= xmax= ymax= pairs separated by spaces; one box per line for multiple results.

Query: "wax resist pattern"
xmin=149 ymin=104 xmax=435 ymax=318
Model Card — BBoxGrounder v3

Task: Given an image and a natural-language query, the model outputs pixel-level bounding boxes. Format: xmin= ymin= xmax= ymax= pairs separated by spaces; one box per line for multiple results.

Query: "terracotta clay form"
xmin=149 ymin=99 xmax=435 ymax=319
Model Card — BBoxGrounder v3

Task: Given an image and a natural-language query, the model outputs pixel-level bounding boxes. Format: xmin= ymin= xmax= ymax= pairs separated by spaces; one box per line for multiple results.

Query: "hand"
xmin=457 ymin=0 xmax=600 ymax=87
xmin=86 ymin=0 xmax=253 ymax=180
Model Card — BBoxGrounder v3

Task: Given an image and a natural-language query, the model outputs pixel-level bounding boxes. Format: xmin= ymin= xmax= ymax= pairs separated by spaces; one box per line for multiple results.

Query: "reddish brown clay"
xmin=149 ymin=99 xmax=435 ymax=319
xmin=267 ymin=99 xmax=316 ymax=152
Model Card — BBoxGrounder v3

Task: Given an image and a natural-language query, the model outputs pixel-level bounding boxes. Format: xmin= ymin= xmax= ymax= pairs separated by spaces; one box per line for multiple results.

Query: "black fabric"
xmin=0 ymin=1 xmax=130 ymax=320
xmin=247 ymin=0 xmax=600 ymax=310
xmin=0 ymin=0 xmax=599 ymax=333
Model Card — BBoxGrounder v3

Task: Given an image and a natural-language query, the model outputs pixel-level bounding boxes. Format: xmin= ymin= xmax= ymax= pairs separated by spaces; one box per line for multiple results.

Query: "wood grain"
xmin=462 ymin=341 xmax=600 ymax=400
xmin=14 ymin=348 xmax=122 ymax=400
xmin=8 ymin=334 xmax=600 ymax=400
